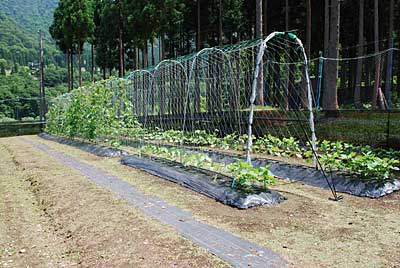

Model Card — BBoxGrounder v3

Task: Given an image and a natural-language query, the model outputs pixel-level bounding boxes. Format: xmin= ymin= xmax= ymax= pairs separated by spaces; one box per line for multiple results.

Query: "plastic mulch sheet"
xmin=38 ymin=133 xmax=128 ymax=157
xmin=125 ymin=140 xmax=400 ymax=198
xmin=183 ymin=147 xmax=400 ymax=198
xmin=121 ymin=154 xmax=286 ymax=209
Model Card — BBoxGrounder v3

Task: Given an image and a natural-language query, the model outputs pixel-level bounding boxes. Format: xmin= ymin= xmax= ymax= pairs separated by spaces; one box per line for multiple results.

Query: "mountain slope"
xmin=0 ymin=0 xmax=58 ymax=40
xmin=0 ymin=0 xmax=62 ymax=66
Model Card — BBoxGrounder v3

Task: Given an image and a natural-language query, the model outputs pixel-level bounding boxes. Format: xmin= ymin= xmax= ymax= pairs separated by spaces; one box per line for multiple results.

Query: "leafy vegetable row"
xmin=140 ymin=145 xmax=276 ymax=189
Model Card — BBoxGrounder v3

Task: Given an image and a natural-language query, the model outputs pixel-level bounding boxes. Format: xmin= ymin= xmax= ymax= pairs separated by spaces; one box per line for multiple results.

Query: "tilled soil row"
xmin=0 ymin=138 xmax=227 ymax=268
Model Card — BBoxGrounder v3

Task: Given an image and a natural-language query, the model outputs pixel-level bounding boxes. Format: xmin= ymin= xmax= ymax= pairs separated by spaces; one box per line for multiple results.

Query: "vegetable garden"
xmin=46 ymin=32 xmax=400 ymax=204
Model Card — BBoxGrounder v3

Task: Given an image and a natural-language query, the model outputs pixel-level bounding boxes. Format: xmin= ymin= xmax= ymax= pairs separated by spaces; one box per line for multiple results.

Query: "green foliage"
xmin=254 ymin=135 xmax=303 ymax=158
xmin=228 ymin=160 xmax=275 ymax=189
xmin=318 ymin=140 xmax=400 ymax=182
xmin=138 ymin=129 xmax=399 ymax=182
xmin=140 ymin=144 xmax=276 ymax=189
xmin=0 ymin=68 xmax=66 ymax=119
xmin=46 ymin=79 xmax=141 ymax=146
xmin=0 ymin=4 xmax=62 ymax=67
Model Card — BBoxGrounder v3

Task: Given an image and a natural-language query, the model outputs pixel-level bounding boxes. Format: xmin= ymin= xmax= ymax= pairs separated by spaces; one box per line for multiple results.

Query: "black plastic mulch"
xmin=38 ymin=133 xmax=128 ymax=157
xmin=124 ymin=140 xmax=400 ymax=198
xmin=182 ymin=147 xmax=400 ymax=198
xmin=121 ymin=154 xmax=286 ymax=209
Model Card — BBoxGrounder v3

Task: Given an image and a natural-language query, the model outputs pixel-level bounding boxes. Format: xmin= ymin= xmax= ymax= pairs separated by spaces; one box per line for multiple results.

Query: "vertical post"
xmin=246 ymin=40 xmax=267 ymax=165
xmin=196 ymin=0 xmax=201 ymax=51
xmin=91 ymin=43 xmax=95 ymax=83
xmin=305 ymin=58 xmax=318 ymax=169
xmin=39 ymin=30 xmax=46 ymax=122
xmin=115 ymin=0 xmax=124 ymax=77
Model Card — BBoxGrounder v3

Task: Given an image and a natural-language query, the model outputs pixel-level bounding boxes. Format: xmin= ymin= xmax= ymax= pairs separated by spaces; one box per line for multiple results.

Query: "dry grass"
xmin=0 ymin=137 xmax=227 ymax=268
xmin=27 ymin=135 xmax=400 ymax=268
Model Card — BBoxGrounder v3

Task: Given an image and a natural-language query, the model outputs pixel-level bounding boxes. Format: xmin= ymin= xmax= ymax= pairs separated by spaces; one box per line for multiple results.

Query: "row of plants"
xmin=134 ymin=129 xmax=399 ymax=182
xmin=139 ymin=127 xmax=400 ymax=160
xmin=46 ymin=79 xmax=141 ymax=147
xmin=46 ymin=79 xmax=399 ymax=183
xmin=140 ymin=145 xmax=276 ymax=190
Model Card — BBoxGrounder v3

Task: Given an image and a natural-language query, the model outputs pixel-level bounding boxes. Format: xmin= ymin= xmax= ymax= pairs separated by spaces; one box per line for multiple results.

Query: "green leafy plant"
xmin=228 ymin=160 xmax=275 ymax=189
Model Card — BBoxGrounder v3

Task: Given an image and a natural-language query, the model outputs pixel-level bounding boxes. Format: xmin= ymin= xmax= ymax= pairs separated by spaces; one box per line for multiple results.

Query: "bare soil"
xmin=28 ymin=135 xmax=400 ymax=268
xmin=0 ymin=137 xmax=227 ymax=268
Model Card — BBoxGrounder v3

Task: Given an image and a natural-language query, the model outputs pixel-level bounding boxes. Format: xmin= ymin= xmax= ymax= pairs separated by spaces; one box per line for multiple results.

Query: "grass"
xmin=315 ymin=111 xmax=400 ymax=147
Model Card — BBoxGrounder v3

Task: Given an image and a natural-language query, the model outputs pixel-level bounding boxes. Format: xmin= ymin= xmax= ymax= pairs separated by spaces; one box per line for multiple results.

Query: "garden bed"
xmin=127 ymin=141 xmax=400 ymax=198
xmin=204 ymin=151 xmax=400 ymax=198
xmin=121 ymin=154 xmax=286 ymax=209
xmin=38 ymin=133 xmax=128 ymax=157
xmin=39 ymin=134 xmax=400 ymax=198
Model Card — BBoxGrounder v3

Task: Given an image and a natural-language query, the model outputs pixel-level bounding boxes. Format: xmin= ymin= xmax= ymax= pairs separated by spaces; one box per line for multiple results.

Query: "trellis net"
xmin=48 ymin=32 xmax=349 ymax=199
xmin=118 ymin=32 xmax=317 ymax=160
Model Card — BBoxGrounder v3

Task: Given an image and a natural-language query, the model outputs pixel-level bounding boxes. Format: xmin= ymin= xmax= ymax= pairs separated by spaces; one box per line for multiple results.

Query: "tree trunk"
xmin=151 ymin=40 xmax=155 ymax=66
xmin=71 ymin=50 xmax=74 ymax=89
xmin=372 ymin=0 xmax=381 ymax=109
xmin=78 ymin=43 xmax=82 ymax=88
xmin=102 ymin=67 xmax=106 ymax=80
xmin=143 ymin=41 xmax=148 ymax=68
xmin=218 ymin=0 xmax=223 ymax=46
xmin=285 ymin=0 xmax=289 ymax=31
xmin=91 ymin=43 xmax=95 ymax=83
xmin=398 ymin=42 xmax=400 ymax=96
xmin=306 ymin=0 xmax=311 ymax=58
xmin=161 ymin=35 xmax=166 ymax=60
xmin=135 ymin=47 xmax=139 ymax=70
xmin=354 ymin=0 xmax=364 ymax=109
xmin=322 ymin=0 xmax=340 ymax=115
xmin=263 ymin=0 xmax=267 ymax=35
xmin=67 ymin=51 xmax=71 ymax=91
xmin=141 ymin=48 xmax=145 ymax=69
xmin=118 ymin=1 xmax=124 ymax=77
xmin=324 ymin=0 xmax=329 ymax=57
xmin=196 ymin=0 xmax=201 ymax=51
xmin=384 ymin=0 xmax=394 ymax=108
xmin=255 ymin=0 xmax=264 ymax=106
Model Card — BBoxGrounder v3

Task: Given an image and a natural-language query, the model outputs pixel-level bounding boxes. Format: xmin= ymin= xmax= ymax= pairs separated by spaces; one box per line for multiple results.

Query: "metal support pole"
xmin=246 ymin=41 xmax=267 ymax=165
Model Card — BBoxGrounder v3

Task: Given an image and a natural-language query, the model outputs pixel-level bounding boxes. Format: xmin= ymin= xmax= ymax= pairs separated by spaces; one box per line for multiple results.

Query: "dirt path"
xmin=0 ymin=137 xmax=227 ymax=268
xmin=28 ymin=135 xmax=400 ymax=268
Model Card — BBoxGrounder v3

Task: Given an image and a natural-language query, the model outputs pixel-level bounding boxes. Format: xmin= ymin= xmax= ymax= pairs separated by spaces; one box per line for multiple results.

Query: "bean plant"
xmin=47 ymin=79 xmax=141 ymax=146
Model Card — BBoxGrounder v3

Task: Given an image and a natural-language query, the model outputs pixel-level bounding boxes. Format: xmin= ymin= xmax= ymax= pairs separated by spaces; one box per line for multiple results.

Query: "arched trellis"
xmin=150 ymin=59 xmax=189 ymax=130
xmin=119 ymin=32 xmax=318 ymax=172
xmin=245 ymin=32 xmax=317 ymax=164
xmin=183 ymin=47 xmax=241 ymax=133
xmin=127 ymin=69 xmax=153 ymax=119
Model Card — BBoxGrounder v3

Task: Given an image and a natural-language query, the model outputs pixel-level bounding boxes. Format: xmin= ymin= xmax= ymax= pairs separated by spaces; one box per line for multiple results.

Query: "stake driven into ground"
xmin=0 ymin=136 xmax=399 ymax=268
